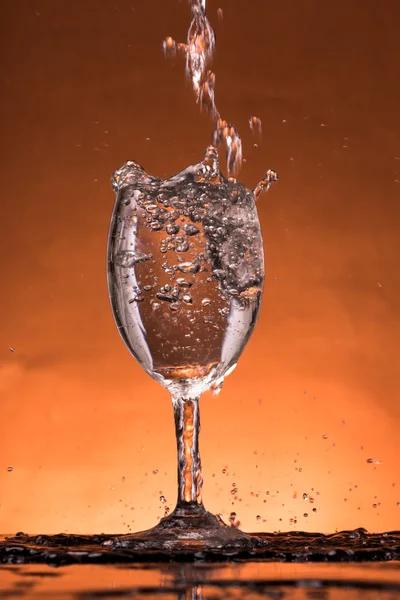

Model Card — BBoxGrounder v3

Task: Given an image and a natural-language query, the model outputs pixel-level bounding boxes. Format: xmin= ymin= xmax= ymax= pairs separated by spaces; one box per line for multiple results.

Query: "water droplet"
xmin=170 ymin=302 xmax=181 ymax=312
xmin=249 ymin=116 xmax=262 ymax=135
xmin=7 ymin=466 xmax=13 ymax=472
xmin=303 ymin=513 xmax=309 ymax=518
xmin=231 ymin=487 xmax=238 ymax=495
xmin=163 ymin=36 xmax=176 ymax=53
xmin=256 ymin=515 xmax=261 ymax=521
xmin=303 ymin=493 xmax=308 ymax=500
xmin=366 ymin=458 xmax=374 ymax=464
xmin=159 ymin=495 xmax=166 ymax=503
xmin=322 ymin=434 xmax=328 ymax=439
xmin=228 ymin=511 xmax=239 ymax=527
xmin=253 ymin=169 xmax=278 ymax=199
xmin=201 ymin=298 xmax=211 ymax=306
xmin=151 ymin=302 xmax=161 ymax=311
xmin=182 ymin=294 xmax=193 ymax=304
xmin=115 ymin=250 xmax=151 ymax=268
xmin=9 ymin=347 xmax=15 ymax=353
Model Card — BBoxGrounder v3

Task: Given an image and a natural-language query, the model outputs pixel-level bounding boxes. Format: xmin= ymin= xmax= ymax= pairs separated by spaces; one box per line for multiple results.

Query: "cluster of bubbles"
xmin=112 ymin=147 xmax=266 ymax=309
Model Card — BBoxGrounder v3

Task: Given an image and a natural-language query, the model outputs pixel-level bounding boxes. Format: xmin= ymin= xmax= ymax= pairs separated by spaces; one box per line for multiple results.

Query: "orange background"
xmin=0 ymin=0 xmax=399 ymax=535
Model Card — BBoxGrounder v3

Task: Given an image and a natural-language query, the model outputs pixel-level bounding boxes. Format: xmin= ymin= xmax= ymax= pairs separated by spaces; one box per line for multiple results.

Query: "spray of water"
xmin=163 ymin=0 xmax=243 ymax=175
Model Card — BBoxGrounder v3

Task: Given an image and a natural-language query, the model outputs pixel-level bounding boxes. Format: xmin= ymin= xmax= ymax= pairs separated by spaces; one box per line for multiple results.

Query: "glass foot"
xmin=104 ymin=503 xmax=262 ymax=553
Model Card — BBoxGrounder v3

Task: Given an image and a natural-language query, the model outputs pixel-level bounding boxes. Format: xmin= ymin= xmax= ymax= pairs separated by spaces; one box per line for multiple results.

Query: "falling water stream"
xmin=164 ymin=0 xmax=244 ymax=174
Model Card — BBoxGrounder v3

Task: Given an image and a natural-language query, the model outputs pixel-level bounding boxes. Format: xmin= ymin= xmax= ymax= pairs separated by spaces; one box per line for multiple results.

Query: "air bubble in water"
xmin=176 ymin=241 xmax=190 ymax=252
xmin=166 ymin=223 xmax=180 ymax=235
xmin=156 ymin=293 xmax=175 ymax=303
xmin=115 ymin=250 xmax=151 ymax=268
xmin=177 ymin=262 xmax=200 ymax=274
xmin=184 ymin=223 xmax=200 ymax=236
xmin=176 ymin=278 xmax=193 ymax=288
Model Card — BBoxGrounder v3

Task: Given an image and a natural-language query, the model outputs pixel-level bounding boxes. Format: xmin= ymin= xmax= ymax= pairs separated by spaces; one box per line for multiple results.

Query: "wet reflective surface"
xmin=1 ymin=0 xmax=400 ymax=541
xmin=1 ymin=530 xmax=399 ymax=563
xmin=1 ymin=561 xmax=400 ymax=599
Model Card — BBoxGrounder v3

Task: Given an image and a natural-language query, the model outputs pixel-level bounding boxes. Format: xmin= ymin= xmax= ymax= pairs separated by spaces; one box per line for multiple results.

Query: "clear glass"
xmin=106 ymin=145 xmax=274 ymax=550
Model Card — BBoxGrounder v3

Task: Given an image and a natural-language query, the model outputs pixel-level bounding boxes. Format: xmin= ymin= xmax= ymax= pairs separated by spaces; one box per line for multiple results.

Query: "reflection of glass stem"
xmin=173 ymin=397 xmax=203 ymax=506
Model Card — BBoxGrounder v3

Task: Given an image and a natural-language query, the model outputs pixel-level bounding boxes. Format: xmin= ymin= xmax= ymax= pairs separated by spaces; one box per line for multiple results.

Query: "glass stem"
xmin=173 ymin=396 xmax=203 ymax=507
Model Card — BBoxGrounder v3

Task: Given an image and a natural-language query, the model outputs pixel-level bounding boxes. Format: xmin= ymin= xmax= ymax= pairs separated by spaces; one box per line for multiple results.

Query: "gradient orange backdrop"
xmin=0 ymin=0 xmax=399 ymax=535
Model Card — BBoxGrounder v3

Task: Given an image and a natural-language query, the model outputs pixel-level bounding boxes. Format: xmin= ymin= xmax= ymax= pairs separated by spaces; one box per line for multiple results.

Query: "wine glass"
xmin=106 ymin=145 xmax=276 ymax=551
